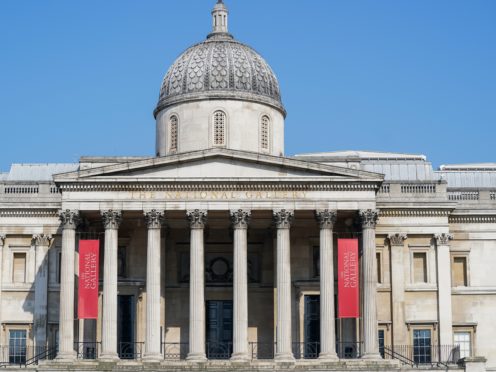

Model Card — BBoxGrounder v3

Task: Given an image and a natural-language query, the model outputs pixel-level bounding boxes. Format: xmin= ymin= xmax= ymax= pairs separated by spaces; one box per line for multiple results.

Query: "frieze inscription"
xmin=129 ymin=190 xmax=307 ymax=201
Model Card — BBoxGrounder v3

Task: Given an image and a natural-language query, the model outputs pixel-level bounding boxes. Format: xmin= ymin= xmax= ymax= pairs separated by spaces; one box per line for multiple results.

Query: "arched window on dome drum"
xmin=169 ymin=115 xmax=178 ymax=153
xmin=260 ymin=115 xmax=270 ymax=151
xmin=213 ymin=111 xmax=226 ymax=147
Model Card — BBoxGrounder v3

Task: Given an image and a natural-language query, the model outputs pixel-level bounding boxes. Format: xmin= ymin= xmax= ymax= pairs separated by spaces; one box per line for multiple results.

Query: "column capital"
xmin=144 ymin=210 xmax=165 ymax=229
xmin=187 ymin=209 xmax=207 ymax=229
xmin=0 ymin=234 xmax=5 ymax=246
xmin=273 ymin=209 xmax=294 ymax=229
xmin=101 ymin=210 xmax=122 ymax=230
xmin=230 ymin=209 xmax=251 ymax=229
xmin=315 ymin=209 xmax=337 ymax=229
xmin=387 ymin=233 xmax=407 ymax=246
xmin=59 ymin=209 xmax=80 ymax=230
xmin=359 ymin=209 xmax=379 ymax=229
xmin=434 ymin=233 xmax=453 ymax=245
xmin=32 ymin=234 xmax=53 ymax=247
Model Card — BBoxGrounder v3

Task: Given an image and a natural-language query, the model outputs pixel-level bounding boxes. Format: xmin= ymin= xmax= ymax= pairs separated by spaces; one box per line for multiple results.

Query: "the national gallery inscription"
xmin=130 ymin=190 xmax=308 ymax=201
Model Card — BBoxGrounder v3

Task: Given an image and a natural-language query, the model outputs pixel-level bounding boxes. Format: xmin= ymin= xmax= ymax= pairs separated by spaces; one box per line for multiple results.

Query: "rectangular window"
xmin=413 ymin=252 xmax=427 ymax=283
xmin=378 ymin=329 xmax=385 ymax=358
xmin=12 ymin=253 xmax=26 ymax=283
xmin=57 ymin=251 xmax=62 ymax=284
xmin=452 ymin=257 xmax=467 ymax=287
xmin=413 ymin=329 xmax=431 ymax=364
xmin=9 ymin=329 xmax=27 ymax=364
xmin=454 ymin=332 xmax=471 ymax=359
xmin=376 ymin=252 xmax=382 ymax=284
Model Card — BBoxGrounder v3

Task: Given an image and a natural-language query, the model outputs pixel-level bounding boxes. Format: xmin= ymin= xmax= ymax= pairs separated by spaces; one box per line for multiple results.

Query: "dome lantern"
xmin=209 ymin=0 xmax=230 ymax=37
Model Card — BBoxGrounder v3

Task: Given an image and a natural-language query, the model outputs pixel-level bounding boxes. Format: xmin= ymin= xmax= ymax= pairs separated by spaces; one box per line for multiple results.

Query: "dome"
xmin=154 ymin=2 xmax=285 ymax=118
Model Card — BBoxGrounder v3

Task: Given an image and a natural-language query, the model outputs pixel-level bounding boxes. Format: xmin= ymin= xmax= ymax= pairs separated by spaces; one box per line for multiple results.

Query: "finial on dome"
xmin=210 ymin=0 xmax=229 ymax=35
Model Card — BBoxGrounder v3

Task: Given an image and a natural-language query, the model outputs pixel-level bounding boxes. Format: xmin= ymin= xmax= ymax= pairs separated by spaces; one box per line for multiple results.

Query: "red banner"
xmin=338 ymin=239 xmax=359 ymax=318
xmin=78 ymin=240 xmax=99 ymax=319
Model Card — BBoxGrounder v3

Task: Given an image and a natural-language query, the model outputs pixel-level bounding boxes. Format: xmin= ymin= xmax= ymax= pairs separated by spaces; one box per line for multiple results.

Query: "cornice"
xmin=57 ymin=182 xmax=379 ymax=193
xmin=379 ymin=209 xmax=452 ymax=217
xmin=449 ymin=215 xmax=496 ymax=223
xmin=0 ymin=209 xmax=59 ymax=218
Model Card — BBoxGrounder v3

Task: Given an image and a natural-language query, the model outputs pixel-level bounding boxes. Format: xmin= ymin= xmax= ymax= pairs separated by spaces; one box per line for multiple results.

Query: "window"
xmin=12 ymin=253 xmax=26 ymax=283
xmin=9 ymin=330 xmax=27 ymax=364
xmin=260 ymin=115 xmax=270 ymax=151
xmin=57 ymin=251 xmax=62 ymax=284
xmin=454 ymin=332 xmax=471 ymax=359
xmin=213 ymin=110 xmax=226 ymax=146
xmin=452 ymin=256 xmax=468 ymax=287
xmin=413 ymin=252 xmax=427 ymax=283
xmin=378 ymin=329 xmax=385 ymax=358
xmin=169 ymin=115 xmax=178 ymax=153
xmin=376 ymin=252 xmax=382 ymax=284
xmin=413 ymin=329 xmax=431 ymax=364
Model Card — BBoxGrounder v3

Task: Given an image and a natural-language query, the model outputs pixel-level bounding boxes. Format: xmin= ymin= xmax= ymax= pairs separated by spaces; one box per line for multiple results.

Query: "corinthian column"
xmin=230 ymin=209 xmax=250 ymax=362
xmin=273 ymin=209 xmax=294 ymax=362
xmin=434 ymin=233 xmax=454 ymax=347
xmin=100 ymin=210 xmax=122 ymax=360
xmin=388 ymin=233 xmax=408 ymax=347
xmin=144 ymin=210 xmax=165 ymax=361
xmin=33 ymin=234 xmax=53 ymax=350
xmin=359 ymin=209 xmax=381 ymax=359
xmin=315 ymin=210 xmax=338 ymax=361
xmin=186 ymin=209 xmax=207 ymax=362
xmin=57 ymin=210 xmax=80 ymax=360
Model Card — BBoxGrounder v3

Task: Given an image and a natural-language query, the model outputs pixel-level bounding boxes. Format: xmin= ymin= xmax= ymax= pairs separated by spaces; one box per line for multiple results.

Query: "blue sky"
xmin=1 ymin=0 xmax=495 ymax=171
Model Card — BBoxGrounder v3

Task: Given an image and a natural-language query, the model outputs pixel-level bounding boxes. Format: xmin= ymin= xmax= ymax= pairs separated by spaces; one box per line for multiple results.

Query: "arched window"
xmin=213 ymin=110 xmax=226 ymax=146
xmin=169 ymin=115 xmax=178 ymax=153
xmin=260 ymin=115 xmax=270 ymax=151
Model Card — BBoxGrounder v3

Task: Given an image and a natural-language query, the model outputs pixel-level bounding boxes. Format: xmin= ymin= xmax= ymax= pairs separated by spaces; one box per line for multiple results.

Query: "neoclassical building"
xmin=0 ymin=1 xmax=494 ymax=371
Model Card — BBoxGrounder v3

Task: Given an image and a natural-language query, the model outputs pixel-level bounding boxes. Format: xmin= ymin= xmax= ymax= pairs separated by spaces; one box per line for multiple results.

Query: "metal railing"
xmin=162 ymin=342 xmax=188 ymax=360
xmin=206 ymin=342 xmax=232 ymax=360
xmin=75 ymin=342 xmax=100 ymax=360
xmin=249 ymin=342 xmax=275 ymax=360
xmin=119 ymin=342 xmax=144 ymax=360
xmin=0 ymin=345 xmax=56 ymax=366
xmin=384 ymin=345 xmax=460 ymax=366
xmin=292 ymin=342 xmax=319 ymax=359
xmin=336 ymin=342 xmax=362 ymax=359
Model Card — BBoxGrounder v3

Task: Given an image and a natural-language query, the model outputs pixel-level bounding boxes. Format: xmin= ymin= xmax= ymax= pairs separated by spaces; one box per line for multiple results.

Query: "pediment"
xmin=54 ymin=149 xmax=384 ymax=183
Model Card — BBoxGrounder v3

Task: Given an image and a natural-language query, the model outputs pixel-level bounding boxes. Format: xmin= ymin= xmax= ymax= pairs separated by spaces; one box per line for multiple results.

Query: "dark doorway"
xmin=206 ymin=300 xmax=233 ymax=359
xmin=118 ymin=295 xmax=136 ymax=359
xmin=304 ymin=295 xmax=320 ymax=358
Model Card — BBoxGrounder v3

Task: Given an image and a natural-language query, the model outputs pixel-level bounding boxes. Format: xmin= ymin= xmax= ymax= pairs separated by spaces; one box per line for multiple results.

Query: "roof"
xmin=2 ymin=163 xmax=79 ymax=181
xmin=295 ymin=150 xmax=427 ymax=161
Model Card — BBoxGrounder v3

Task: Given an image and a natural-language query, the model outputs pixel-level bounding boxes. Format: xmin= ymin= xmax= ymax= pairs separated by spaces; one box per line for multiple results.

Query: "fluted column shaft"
xmin=231 ymin=210 xmax=250 ymax=361
xmin=388 ymin=234 xmax=408 ymax=347
xmin=33 ymin=234 xmax=52 ymax=349
xmin=144 ymin=210 xmax=164 ymax=360
xmin=100 ymin=210 xmax=122 ymax=360
xmin=274 ymin=209 xmax=294 ymax=362
xmin=360 ymin=209 xmax=381 ymax=359
xmin=57 ymin=210 xmax=80 ymax=360
xmin=316 ymin=210 xmax=338 ymax=360
xmin=435 ymin=233 xmax=454 ymax=347
xmin=186 ymin=210 xmax=207 ymax=362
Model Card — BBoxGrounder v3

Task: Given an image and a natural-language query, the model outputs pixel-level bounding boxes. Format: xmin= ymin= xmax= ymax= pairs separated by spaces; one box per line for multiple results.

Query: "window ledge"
xmin=452 ymin=287 xmax=496 ymax=295
xmin=405 ymin=285 xmax=437 ymax=292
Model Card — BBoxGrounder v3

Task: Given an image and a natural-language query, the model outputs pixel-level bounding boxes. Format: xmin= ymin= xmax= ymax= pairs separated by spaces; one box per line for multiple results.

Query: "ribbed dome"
xmin=154 ymin=34 xmax=285 ymax=117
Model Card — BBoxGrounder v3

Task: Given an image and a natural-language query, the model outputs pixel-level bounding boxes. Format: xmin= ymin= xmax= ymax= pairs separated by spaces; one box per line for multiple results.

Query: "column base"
xmin=275 ymin=352 xmax=295 ymax=363
xmin=99 ymin=352 xmax=120 ymax=362
xmin=230 ymin=352 xmax=250 ymax=363
xmin=186 ymin=352 xmax=207 ymax=362
xmin=318 ymin=352 xmax=339 ymax=361
xmin=361 ymin=352 xmax=383 ymax=360
xmin=55 ymin=350 xmax=76 ymax=362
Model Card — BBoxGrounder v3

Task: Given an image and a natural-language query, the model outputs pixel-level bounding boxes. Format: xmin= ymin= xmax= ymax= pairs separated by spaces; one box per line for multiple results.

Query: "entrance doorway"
xmin=304 ymin=295 xmax=320 ymax=358
xmin=117 ymin=295 xmax=136 ymax=359
xmin=206 ymin=300 xmax=233 ymax=359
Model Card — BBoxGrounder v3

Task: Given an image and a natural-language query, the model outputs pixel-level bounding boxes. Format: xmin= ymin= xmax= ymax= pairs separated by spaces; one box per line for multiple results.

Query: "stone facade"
xmin=0 ymin=1 xmax=493 ymax=372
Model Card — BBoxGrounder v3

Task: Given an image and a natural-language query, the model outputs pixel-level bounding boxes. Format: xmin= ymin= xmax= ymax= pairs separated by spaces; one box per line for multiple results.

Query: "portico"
xmin=53 ymin=148 xmax=384 ymax=364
